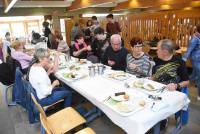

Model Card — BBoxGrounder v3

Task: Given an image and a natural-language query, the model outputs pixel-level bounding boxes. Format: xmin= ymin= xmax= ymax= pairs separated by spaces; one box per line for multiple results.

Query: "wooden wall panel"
xmin=89 ymin=9 xmax=200 ymax=50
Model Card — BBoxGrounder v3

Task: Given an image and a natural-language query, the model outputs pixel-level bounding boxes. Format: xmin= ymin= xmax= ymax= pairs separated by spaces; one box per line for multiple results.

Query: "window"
xmin=0 ymin=24 xmax=10 ymax=38
xmin=11 ymin=23 xmax=25 ymax=38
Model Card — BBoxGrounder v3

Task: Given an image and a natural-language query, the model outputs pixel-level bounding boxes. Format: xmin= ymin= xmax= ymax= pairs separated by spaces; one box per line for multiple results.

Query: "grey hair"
xmin=34 ymin=48 xmax=49 ymax=61
xmin=110 ymin=34 xmax=122 ymax=45
xmin=159 ymin=39 xmax=174 ymax=54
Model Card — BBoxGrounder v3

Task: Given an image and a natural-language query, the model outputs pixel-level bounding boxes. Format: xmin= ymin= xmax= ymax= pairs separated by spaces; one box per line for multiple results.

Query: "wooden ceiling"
xmin=2 ymin=0 xmax=200 ymax=13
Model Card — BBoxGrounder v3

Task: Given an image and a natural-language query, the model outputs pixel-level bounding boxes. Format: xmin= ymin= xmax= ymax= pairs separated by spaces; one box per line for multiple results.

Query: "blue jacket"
xmin=183 ymin=34 xmax=200 ymax=61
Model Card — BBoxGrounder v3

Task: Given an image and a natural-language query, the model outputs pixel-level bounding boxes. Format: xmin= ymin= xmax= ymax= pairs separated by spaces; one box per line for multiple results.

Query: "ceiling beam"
xmin=113 ymin=0 xmax=200 ymax=11
xmin=3 ymin=0 xmax=19 ymax=13
xmin=68 ymin=0 xmax=116 ymax=11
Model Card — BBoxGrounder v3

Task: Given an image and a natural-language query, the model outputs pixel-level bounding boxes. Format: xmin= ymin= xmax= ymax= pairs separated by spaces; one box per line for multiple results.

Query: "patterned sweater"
xmin=126 ymin=53 xmax=151 ymax=77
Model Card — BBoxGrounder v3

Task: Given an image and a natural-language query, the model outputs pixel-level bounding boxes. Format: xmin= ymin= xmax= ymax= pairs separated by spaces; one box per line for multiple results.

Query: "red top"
xmin=106 ymin=21 xmax=121 ymax=36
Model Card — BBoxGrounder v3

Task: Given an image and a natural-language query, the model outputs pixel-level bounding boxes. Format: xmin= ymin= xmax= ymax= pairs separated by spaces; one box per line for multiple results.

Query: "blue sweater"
xmin=102 ymin=46 xmax=128 ymax=71
xmin=183 ymin=34 xmax=200 ymax=61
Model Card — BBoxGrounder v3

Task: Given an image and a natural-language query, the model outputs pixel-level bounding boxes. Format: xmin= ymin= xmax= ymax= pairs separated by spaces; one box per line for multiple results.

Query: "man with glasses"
xmin=102 ymin=34 xmax=128 ymax=71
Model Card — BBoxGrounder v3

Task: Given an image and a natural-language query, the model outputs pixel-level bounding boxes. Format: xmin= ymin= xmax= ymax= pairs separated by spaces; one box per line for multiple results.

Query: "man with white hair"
xmin=102 ymin=34 xmax=128 ymax=71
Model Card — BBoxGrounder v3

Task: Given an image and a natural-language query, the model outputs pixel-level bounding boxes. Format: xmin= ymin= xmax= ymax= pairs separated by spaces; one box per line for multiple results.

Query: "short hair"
xmin=34 ymin=48 xmax=49 ymax=61
xmin=94 ymin=27 xmax=104 ymax=35
xmin=159 ymin=39 xmax=174 ymax=54
xmin=110 ymin=34 xmax=121 ymax=44
xmin=74 ymin=33 xmax=84 ymax=41
xmin=11 ymin=40 xmax=21 ymax=50
xmin=5 ymin=32 xmax=10 ymax=37
xmin=91 ymin=16 xmax=97 ymax=20
xmin=130 ymin=37 xmax=143 ymax=47
xmin=42 ymin=21 xmax=49 ymax=28
xmin=74 ymin=22 xmax=79 ymax=27
xmin=106 ymin=14 xmax=114 ymax=19
xmin=196 ymin=24 xmax=200 ymax=33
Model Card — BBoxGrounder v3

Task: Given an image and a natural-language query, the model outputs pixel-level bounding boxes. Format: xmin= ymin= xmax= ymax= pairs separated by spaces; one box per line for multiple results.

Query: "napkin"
xmin=151 ymin=101 xmax=169 ymax=112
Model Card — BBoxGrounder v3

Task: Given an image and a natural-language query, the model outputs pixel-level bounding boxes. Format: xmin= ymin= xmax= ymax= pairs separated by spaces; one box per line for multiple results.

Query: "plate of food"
xmin=143 ymin=83 xmax=157 ymax=91
xmin=107 ymin=71 xmax=130 ymax=81
xmin=133 ymin=80 xmax=144 ymax=88
xmin=111 ymin=92 xmax=129 ymax=102
xmin=79 ymin=59 xmax=87 ymax=64
xmin=116 ymin=101 xmax=134 ymax=113
xmin=68 ymin=65 xmax=81 ymax=71
xmin=63 ymin=72 xmax=78 ymax=79
xmin=62 ymin=71 xmax=87 ymax=80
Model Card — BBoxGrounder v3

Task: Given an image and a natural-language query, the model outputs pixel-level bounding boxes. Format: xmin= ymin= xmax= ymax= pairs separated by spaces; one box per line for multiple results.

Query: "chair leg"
xmin=5 ymin=84 xmax=17 ymax=106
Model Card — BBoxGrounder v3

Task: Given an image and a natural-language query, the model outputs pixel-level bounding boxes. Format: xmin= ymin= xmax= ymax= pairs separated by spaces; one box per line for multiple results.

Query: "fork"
xmin=156 ymin=86 xmax=166 ymax=93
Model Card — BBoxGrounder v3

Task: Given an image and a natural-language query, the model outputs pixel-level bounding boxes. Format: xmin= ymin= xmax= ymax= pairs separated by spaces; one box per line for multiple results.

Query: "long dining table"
xmin=54 ymin=57 xmax=189 ymax=134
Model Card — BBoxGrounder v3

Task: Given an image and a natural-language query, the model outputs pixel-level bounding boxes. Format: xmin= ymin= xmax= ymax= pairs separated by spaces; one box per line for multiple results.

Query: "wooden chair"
xmin=31 ymin=93 xmax=86 ymax=134
xmin=75 ymin=127 xmax=96 ymax=134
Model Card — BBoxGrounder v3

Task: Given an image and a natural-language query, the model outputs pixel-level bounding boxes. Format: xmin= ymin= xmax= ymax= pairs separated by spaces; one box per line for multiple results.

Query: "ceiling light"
xmin=4 ymin=0 xmax=18 ymax=13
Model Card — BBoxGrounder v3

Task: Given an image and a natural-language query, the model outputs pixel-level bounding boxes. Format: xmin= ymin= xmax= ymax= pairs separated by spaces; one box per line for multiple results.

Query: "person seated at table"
xmin=102 ymin=34 xmax=128 ymax=71
xmin=28 ymin=48 xmax=72 ymax=107
xmin=71 ymin=33 xmax=91 ymax=59
xmin=126 ymin=37 xmax=152 ymax=77
xmin=56 ymin=35 xmax=69 ymax=53
xmin=90 ymin=27 xmax=109 ymax=62
xmin=11 ymin=40 xmax=32 ymax=74
xmin=152 ymin=39 xmax=189 ymax=130
xmin=152 ymin=39 xmax=189 ymax=91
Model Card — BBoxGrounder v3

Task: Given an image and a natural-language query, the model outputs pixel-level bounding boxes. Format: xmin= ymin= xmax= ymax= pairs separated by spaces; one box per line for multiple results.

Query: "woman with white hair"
xmin=28 ymin=48 xmax=72 ymax=107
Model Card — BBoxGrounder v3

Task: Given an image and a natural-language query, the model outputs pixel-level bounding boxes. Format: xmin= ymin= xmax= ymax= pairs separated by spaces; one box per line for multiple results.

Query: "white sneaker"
xmin=197 ymin=96 xmax=200 ymax=101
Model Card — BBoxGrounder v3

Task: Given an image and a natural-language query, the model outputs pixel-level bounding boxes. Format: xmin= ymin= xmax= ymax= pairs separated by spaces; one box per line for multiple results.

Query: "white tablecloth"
xmin=55 ymin=64 xmax=189 ymax=134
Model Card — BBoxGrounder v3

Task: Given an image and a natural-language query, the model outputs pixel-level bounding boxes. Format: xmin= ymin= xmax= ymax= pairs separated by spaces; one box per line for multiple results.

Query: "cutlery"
xmin=124 ymin=82 xmax=130 ymax=88
xmin=103 ymin=96 xmax=111 ymax=102
xmin=151 ymin=102 xmax=155 ymax=109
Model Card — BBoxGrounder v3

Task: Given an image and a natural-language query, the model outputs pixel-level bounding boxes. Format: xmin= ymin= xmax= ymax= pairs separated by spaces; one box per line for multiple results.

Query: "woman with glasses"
xmin=126 ymin=37 xmax=152 ymax=77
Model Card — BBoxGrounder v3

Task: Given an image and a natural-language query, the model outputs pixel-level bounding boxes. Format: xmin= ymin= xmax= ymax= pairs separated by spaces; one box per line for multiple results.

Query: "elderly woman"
xmin=28 ymin=48 xmax=72 ymax=107
xmin=71 ymin=33 xmax=91 ymax=59
xmin=126 ymin=37 xmax=152 ymax=77
xmin=11 ymin=40 xmax=32 ymax=74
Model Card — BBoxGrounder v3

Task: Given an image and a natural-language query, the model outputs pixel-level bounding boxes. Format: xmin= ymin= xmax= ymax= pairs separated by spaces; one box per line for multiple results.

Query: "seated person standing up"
xmin=28 ymin=48 xmax=72 ymax=107
xmin=152 ymin=39 xmax=189 ymax=91
xmin=71 ymin=34 xmax=91 ymax=59
xmin=126 ymin=37 xmax=152 ymax=77
xmin=102 ymin=34 xmax=128 ymax=71
xmin=11 ymin=40 xmax=32 ymax=74
xmin=91 ymin=27 xmax=109 ymax=62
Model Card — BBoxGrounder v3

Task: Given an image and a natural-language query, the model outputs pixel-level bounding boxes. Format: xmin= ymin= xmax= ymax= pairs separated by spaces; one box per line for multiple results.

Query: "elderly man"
xmin=153 ymin=39 xmax=189 ymax=91
xmin=152 ymin=39 xmax=189 ymax=130
xmin=102 ymin=34 xmax=128 ymax=71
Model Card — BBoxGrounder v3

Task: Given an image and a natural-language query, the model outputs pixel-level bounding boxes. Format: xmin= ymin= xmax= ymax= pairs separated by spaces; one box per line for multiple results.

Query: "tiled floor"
xmin=0 ymin=82 xmax=200 ymax=134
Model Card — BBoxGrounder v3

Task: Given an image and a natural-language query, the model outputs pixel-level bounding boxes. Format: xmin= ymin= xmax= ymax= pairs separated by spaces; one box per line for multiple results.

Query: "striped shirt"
xmin=126 ymin=53 xmax=151 ymax=77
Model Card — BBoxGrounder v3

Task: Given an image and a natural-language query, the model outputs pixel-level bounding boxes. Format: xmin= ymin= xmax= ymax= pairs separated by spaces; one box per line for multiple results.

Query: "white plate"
xmin=116 ymin=101 xmax=135 ymax=113
xmin=111 ymin=94 xmax=129 ymax=102
xmin=143 ymin=83 xmax=157 ymax=91
xmin=62 ymin=71 xmax=87 ymax=81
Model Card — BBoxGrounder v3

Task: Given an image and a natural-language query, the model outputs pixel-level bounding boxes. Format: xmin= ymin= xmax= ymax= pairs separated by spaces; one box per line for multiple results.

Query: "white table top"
xmin=55 ymin=60 xmax=189 ymax=134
